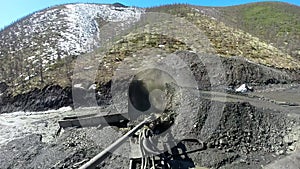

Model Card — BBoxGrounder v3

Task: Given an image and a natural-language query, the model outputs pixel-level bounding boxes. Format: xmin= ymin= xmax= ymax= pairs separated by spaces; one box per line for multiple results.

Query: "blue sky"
xmin=0 ymin=0 xmax=299 ymax=29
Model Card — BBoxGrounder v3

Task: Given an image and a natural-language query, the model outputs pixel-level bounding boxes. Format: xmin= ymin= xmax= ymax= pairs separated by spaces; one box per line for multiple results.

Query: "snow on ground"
xmin=0 ymin=3 xmax=144 ymax=69
xmin=0 ymin=106 xmax=111 ymax=146
xmin=60 ymin=4 xmax=143 ymax=55
xmin=0 ymin=107 xmax=72 ymax=145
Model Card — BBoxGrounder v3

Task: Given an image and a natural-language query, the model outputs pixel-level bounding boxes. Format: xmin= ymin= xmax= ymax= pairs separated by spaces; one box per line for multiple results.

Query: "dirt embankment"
xmin=0 ymin=81 xmax=111 ymax=114
xmin=1 ymin=51 xmax=299 ymax=114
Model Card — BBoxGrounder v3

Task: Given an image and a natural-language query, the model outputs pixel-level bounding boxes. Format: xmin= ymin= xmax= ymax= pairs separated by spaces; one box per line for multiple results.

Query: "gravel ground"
xmin=0 ymin=85 xmax=299 ymax=169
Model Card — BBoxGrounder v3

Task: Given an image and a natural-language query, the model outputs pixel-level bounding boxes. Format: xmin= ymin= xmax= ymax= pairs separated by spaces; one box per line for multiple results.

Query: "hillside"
xmin=147 ymin=4 xmax=299 ymax=68
xmin=0 ymin=2 xmax=299 ymax=97
xmin=0 ymin=3 xmax=143 ymax=94
xmin=200 ymin=2 xmax=300 ymax=60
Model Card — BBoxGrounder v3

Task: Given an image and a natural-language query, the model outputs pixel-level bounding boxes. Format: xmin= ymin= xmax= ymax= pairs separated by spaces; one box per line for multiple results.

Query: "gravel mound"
xmin=200 ymin=102 xmax=293 ymax=154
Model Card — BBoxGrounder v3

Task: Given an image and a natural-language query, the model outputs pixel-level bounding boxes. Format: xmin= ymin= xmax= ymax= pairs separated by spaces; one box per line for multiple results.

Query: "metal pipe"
xmin=79 ymin=116 xmax=154 ymax=169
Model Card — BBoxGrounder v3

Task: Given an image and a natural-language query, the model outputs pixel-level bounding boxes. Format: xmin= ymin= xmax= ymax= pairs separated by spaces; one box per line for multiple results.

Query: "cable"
xmin=138 ymin=127 xmax=160 ymax=169
xmin=139 ymin=129 xmax=145 ymax=169
xmin=151 ymin=156 xmax=155 ymax=169
xmin=143 ymin=128 xmax=148 ymax=169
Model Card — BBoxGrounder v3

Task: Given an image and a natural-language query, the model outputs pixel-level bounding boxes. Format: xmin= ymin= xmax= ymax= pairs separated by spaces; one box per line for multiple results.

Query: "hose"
xmin=139 ymin=127 xmax=158 ymax=169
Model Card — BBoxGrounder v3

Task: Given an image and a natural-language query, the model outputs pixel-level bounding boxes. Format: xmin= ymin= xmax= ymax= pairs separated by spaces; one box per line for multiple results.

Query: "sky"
xmin=0 ymin=0 xmax=299 ymax=29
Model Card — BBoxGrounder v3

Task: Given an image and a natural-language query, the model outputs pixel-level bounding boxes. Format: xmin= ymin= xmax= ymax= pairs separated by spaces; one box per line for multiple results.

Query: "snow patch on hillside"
xmin=57 ymin=4 xmax=143 ymax=56
xmin=0 ymin=4 xmax=143 ymax=64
